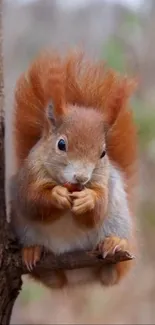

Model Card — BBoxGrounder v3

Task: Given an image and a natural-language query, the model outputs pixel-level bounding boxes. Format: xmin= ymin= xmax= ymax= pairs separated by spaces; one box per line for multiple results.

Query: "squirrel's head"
xmin=42 ymin=102 xmax=108 ymax=186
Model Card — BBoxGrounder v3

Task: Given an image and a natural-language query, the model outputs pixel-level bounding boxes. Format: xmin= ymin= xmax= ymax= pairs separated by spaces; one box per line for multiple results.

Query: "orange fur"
xmin=14 ymin=51 xmax=137 ymax=191
xmin=13 ymin=49 xmax=137 ymax=225
xmin=27 ymin=180 xmax=65 ymax=223
xmin=72 ymin=184 xmax=108 ymax=229
xmin=12 ymin=51 xmax=138 ymax=286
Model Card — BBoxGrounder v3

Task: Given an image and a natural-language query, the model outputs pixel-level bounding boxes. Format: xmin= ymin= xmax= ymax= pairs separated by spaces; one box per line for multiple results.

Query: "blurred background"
xmin=3 ymin=0 xmax=155 ymax=323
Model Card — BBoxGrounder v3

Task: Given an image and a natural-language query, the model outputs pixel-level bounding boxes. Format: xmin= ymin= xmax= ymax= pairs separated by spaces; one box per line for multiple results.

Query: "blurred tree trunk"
xmin=0 ymin=1 xmax=23 ymax=324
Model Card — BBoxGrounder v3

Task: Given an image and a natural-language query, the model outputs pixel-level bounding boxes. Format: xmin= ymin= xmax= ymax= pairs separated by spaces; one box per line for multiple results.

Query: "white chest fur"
xmin=27 ymin=212 xmax=99 ymax=254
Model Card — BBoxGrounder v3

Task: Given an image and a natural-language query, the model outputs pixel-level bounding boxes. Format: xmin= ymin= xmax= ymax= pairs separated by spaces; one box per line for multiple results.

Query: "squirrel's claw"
xmin=22 ymin=246 xmax=42 ymax=272
xmin=98 ymin=236 xmax=129 ymax=259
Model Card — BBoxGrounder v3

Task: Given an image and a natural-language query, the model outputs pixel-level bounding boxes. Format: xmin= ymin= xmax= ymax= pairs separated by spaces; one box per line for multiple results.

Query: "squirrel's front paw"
xmin=71 ymin=188 xmax=96 ymax=215
xmin=98 ymin=236 xmax=129 ymax=258
xmin=22 ymin=246 xmax=42 ymax=272
xmin=51 ymin=185 xmax=72 ymax=209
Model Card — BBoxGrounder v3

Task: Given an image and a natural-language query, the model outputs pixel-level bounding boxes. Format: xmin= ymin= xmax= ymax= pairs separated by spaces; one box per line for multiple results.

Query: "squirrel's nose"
xmin=74 ymin=173 xmax=89 ymax=185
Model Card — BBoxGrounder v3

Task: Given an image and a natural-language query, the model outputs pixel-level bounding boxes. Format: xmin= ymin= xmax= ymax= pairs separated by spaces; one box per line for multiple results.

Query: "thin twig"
xmin=30 ymin=250 xmax=134 ymax=274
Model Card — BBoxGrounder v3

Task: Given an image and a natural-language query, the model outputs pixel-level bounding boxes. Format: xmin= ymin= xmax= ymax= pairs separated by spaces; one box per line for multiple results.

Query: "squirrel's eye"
xmin=57 ymin=139 xmax=66 ymax=151
xmin=100 ymin=150 xmax=106 ymax=159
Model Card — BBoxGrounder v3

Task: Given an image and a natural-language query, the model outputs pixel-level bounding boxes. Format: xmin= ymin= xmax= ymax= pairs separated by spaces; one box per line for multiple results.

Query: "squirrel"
xmin=10 ymin=51 xmax=137 ymax=288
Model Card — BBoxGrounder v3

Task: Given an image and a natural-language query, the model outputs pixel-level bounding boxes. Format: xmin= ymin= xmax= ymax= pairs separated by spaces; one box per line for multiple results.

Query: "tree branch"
xmin=9 ymin=241 xmax=134 ymax=274
xmin=28 ymin=250 xmax=134 ymax=273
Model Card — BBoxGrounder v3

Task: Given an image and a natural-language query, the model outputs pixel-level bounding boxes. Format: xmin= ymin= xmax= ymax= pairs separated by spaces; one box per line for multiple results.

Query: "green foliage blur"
xmin=102 ymin=10 xmax=155 ymax=150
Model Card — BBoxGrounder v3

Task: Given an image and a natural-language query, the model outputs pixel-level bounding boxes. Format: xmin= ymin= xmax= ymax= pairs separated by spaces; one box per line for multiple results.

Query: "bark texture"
xmin=0 ymin=1 xmax=23 ymax=324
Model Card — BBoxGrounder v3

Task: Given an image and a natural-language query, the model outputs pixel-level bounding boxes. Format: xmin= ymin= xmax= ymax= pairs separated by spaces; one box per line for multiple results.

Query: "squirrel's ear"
xmin=43 ymin=101 xmax=58 ymax=136
xmin=44 ymin=99 xmax=67 ymax=135
xmin=47 ymin=95 xmax=68 ymax=122
xmin=46 ymin=100 xmax=65 ymax=126
xmin=46 ymin=101 xmax=57 ymax=126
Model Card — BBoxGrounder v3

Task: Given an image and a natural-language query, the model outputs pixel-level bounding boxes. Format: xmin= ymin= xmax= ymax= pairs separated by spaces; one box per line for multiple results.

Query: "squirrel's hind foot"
xmin=22 ymin=245 xmax=42 ymax=271
xmin=98 ymin=236 xmax=129 ymax=258
xmin=97 ymin=236 xmax=132 ymax=286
